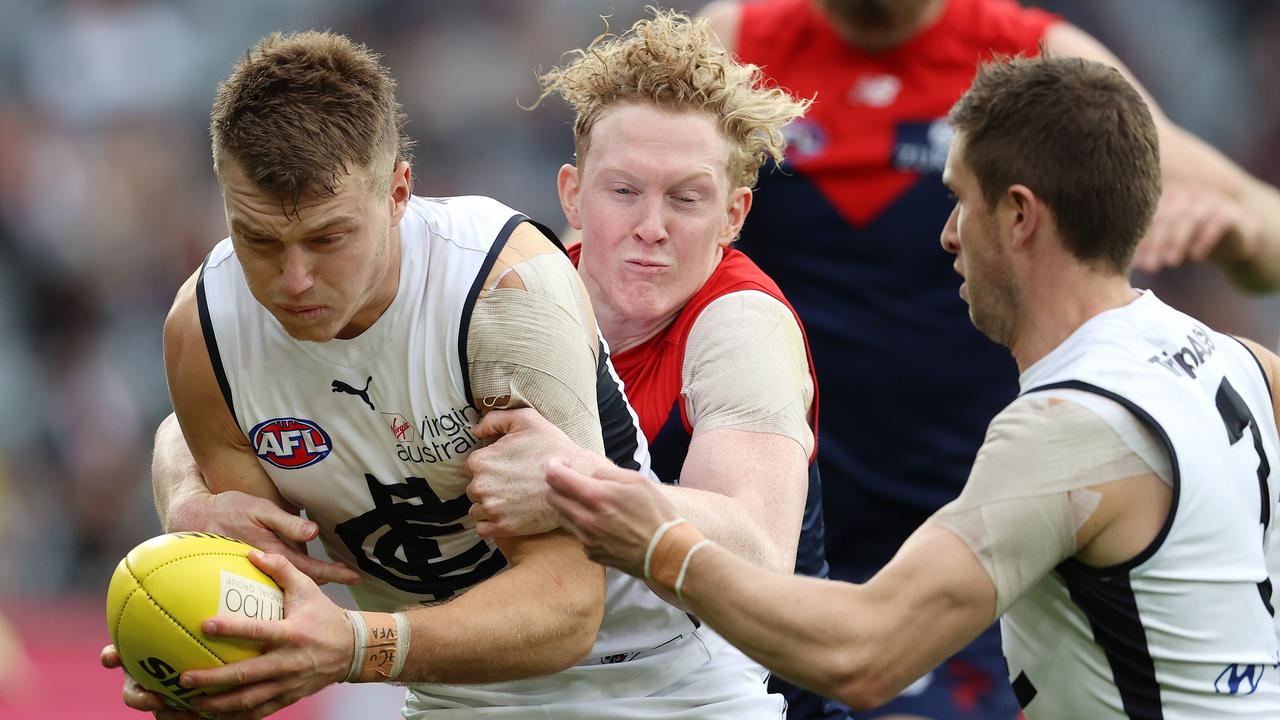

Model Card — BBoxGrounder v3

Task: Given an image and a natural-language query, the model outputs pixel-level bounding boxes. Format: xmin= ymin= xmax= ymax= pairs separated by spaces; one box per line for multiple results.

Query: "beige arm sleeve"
xmin=682 ymin=290 xmax=815 ymax=457
xmin=466 ymin=243 xmax=605 ymax=456
xmin=929 ymin=394 xmax=1162 ymax=616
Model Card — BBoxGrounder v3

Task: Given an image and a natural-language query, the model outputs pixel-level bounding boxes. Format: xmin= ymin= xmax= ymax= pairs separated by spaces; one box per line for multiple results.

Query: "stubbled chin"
xmin=283 ymin=326 xmax=334 ymax=343
xmin=275 ymin=315 xmax=338 ymax=342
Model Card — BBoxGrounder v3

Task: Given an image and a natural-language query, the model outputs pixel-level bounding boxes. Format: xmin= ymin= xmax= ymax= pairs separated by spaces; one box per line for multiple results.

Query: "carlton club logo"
xmin=249 ymin=417 xmax=333 ymax=470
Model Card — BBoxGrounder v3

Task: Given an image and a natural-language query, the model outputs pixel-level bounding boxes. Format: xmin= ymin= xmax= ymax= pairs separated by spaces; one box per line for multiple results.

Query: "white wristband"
xmin=344 ymin=610 xmax=368 ymax=683
xmin=643 ymin=518 xmax=688 ymax=582
xmin=674 ymin=539 xmax=713 ymax=603
xmin=389 ymin=612 xmax=411 ymax=681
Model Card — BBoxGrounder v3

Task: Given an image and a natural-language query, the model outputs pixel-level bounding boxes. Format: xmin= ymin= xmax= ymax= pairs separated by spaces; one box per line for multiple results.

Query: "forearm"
xmin=669 ymin=525 xmax=991 ymax=710
xmin=1163 ymin=126 xmax=1280 ymax=291
xmin=150 ymin=413 xmax=211 ymax=531
xmin=675 ymin=542 xmax=885 ymax=705
xmin=660 ymin=484 xmax=790 ymax=572
xmin=389 ymin=533 xmax=604 ymax=684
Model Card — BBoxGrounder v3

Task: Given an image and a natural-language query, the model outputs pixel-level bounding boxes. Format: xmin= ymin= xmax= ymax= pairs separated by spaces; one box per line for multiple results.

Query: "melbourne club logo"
xmin=249 ymin=417 xmax=332 ymax=470
xmin=849 ymin=72 xmax=901 ymax=107
xmin=332 ymin=376 xmax=375 ymax=410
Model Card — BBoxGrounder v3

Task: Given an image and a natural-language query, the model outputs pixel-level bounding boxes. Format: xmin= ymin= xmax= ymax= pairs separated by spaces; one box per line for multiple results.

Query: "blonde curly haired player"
xmin=467 ymin=8 xmax=839 ymax=718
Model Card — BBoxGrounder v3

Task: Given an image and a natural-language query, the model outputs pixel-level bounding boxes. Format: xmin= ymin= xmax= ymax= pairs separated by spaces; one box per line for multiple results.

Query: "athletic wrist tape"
xmin=344 ymin=610 xmax=410 ymax=682
xmin=646 ymin=521 xmax=707 ymax=594
xmin=675 ymin=539 xmax=713 ymax=603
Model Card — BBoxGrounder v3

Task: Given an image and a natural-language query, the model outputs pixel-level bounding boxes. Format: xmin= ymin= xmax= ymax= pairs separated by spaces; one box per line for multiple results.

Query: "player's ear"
xmin=721 ymin=187 xmax=752 ymax=247
xmin=557 ymin=164 xmax=583 ymax=231
xmin=388 ymin=161 xmax=412 ymax=226
xmin=1006 ymin=183 xmax=1038 ymax=250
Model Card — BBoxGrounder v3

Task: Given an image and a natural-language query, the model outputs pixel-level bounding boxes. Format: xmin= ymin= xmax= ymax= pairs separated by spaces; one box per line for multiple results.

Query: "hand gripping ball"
xmin=106 ymin=532 xmax=284 ymax=710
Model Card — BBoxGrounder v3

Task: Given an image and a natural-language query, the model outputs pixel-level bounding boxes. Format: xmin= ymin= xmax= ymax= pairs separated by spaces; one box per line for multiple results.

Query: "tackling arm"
xmin=547 ymin=395 xmax=1167 ymax=710
xmin=661 ymin=291 xmax=813 ymax=573
xmin=679 ymin=524 xmax=992 ymax=709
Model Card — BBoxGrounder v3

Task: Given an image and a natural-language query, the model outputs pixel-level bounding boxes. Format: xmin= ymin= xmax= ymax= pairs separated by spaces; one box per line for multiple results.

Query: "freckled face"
xmin=565 ymin=104 xmax=749 ymax=330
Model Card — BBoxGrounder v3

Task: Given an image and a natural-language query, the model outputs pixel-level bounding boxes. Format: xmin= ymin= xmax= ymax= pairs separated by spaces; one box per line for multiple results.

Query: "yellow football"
xmin=105 ymin=532 xmax=284 ymax=710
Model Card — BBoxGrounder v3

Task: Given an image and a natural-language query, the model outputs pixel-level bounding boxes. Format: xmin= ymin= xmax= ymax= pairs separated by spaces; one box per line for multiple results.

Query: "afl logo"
xmin=249 ymin=417 xmax=332 ymax=470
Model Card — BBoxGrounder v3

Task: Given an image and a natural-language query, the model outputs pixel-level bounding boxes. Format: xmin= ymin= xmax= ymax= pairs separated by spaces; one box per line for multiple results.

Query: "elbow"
xmin=560 ymin=593 xmax=603 ymax=669
xmin=825 ymin=648 xmax=900 ymax=712
xmin=566 ymin=589 xmax=605 ymax=664
xmin=543 ymin=583 xmax=605 ymax=673
xmin=767 ymin=540 xmax=799 ymax=575
xmin=833 ymin=675 xmax=897 ymax=713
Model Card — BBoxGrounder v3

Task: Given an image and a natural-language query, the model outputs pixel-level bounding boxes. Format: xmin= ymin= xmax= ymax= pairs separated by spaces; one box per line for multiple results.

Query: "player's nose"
xmin=279 ymin=245 xmax=316 ymax=296
xmin=940 ymin=206 xmax=961 ymax=255
xmin=632 ymin=198 xmax=669 ymax=245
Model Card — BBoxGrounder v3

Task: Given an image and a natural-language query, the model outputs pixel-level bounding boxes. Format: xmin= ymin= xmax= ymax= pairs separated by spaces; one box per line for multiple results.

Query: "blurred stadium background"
xmin=0 ymin=0 xmax=1276 ymax=717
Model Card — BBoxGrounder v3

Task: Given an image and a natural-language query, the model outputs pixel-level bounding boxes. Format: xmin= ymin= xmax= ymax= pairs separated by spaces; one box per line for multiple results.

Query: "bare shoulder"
xmin=162 ymin=267 xmax=246 ymax=451
xmin=698 ymin=0 xmax=742 ymax=52
xmin=1233 ymin=335 xmax=1280 ymax=386
xmin=486 ymin=222 xmax=569 ymax=290
xmin=1233 ymin=336 xmax=1280 ymax=415
xmin=498 ymin=223 xmax=563 ymax=271
xmin=162 ymin=269 xmax=204 ymax=373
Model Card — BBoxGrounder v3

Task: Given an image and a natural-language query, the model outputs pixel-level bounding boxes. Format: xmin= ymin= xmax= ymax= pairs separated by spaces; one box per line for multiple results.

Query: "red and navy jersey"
xmin=568 ymin=244 xmax=830 ymax=579
xmin=735 ymin=0 xmax=1059 ymax=579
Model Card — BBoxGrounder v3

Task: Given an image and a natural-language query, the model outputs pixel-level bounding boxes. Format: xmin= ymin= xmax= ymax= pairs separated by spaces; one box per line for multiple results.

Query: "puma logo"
xmin=332 ymin=376 xmax=375 ymax=411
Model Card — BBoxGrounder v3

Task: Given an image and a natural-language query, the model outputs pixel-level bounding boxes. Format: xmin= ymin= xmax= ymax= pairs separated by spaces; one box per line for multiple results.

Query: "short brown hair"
xmin=948 ymin=55 xmax=1161 ymax=273
xmin=210 ymin=31 xmax=412 ymax=209
xmin=534 ymin=8 xmax=809 ymax=189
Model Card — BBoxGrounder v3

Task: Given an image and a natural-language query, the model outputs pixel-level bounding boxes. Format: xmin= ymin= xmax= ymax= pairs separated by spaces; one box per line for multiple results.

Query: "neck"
xmin=1008 ymin=262 xmax=1138 ymax=374
xmin=592 ymin=298 xmax=681 ymax=356
xmin=583 ymin=265 xmax=680 ymax=355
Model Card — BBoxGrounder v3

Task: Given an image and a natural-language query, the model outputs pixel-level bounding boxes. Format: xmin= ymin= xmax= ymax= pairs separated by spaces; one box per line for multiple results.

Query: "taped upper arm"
xmin=163 ymin=269 xmax=292 ymax=509
xmin=682 ymin=291 xmax=814 ymax=456
xmin=466 ymin=223 xmax=604 ymax=454
xmin=929 ymin=394 xmax=1160 ymax=615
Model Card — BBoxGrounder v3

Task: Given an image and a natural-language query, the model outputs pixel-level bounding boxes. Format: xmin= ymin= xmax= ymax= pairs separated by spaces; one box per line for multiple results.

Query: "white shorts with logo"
xmin=400 ymin=626 xmax=784 ymax=719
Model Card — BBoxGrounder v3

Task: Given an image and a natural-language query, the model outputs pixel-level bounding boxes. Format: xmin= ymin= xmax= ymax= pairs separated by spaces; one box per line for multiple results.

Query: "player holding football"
xmin=105 ymin=29 xmax=786 ymax=719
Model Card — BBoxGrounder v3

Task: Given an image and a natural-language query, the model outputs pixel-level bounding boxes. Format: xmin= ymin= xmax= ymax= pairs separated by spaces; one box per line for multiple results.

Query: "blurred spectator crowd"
xmin=0 ymin=0 xmax=1277 ymax=600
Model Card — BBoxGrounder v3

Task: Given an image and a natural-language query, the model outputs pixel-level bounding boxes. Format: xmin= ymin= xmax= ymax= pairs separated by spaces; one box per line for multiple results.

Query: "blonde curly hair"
xmin=534 ymin=8 xmax=810 ymax=189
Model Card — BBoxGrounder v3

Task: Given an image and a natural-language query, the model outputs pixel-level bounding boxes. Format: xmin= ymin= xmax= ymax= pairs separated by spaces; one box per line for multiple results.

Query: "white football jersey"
xmin=197 ymin=195 xmax=733 ymax=711
xmin=1007 ymin=291 xmax=1280 ymax=718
